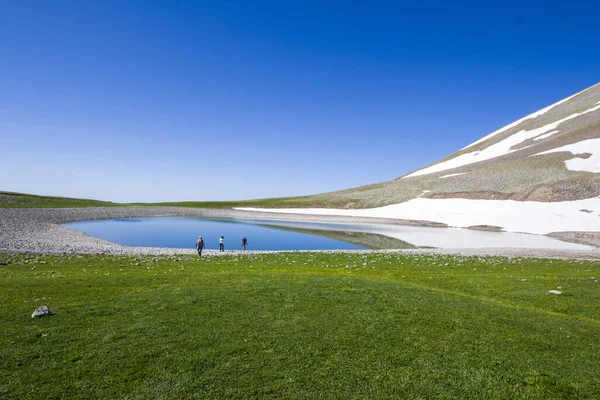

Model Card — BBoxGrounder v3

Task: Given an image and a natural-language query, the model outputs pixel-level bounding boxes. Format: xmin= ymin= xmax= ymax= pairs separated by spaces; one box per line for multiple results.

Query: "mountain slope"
xmin=305 ymin=82 xmax=600 ymax=208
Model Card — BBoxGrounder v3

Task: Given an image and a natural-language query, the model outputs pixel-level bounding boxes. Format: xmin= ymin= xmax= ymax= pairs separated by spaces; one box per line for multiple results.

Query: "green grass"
xmin=1 ymin=252 xmax=600 ymax=399
xmin=0 ymin=191 xmax=321 ymax=209
xmin=0 ymin=191 xmax=117 ymax=208
xmin=129 ymin=196 xmax=318 ymax=209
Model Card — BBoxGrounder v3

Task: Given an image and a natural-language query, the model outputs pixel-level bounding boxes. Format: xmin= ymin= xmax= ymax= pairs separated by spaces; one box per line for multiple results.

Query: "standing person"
xmin=195 ymin=236 xmax=205 ymax=256
xmin=242 ymin=236 xmax=248 ymax=251
xmin=219 ymin=236 xmax=225 ymax=252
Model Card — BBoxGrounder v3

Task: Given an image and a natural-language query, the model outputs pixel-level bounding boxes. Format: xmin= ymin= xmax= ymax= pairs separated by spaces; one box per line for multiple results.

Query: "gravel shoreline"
xmin=1 ymin=207 xmax=599 ymax=259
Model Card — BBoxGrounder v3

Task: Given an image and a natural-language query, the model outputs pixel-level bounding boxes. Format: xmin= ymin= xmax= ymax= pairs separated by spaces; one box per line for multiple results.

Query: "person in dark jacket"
xmin=195 ymin=236 xmax=205 ymax=256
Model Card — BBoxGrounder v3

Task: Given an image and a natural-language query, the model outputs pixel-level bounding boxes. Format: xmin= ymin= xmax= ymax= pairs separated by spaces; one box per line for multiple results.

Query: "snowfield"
xmin=236 ymin=196 xmax=600 ymax=235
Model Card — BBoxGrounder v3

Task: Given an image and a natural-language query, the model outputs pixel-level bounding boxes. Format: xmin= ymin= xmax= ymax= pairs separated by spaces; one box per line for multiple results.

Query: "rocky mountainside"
xmin=309 ymin=82 xmax=600 ymax=208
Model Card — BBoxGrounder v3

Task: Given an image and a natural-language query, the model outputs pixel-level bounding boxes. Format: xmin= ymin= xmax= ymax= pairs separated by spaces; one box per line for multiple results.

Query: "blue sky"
xmin=1 ymin=1 xmax=599 ymax=202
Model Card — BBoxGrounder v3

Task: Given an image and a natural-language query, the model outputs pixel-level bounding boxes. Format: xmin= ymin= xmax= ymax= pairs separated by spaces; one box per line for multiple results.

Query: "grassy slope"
xmin=0 ymin=191 xmax=318 ymax=209
xmin=130 ymin=195 xmax=319 ymax=209
xmin=0 ymin=191 xmax=117 ymax=209
xmin=1 ymin=252 xmax=599 ymax=399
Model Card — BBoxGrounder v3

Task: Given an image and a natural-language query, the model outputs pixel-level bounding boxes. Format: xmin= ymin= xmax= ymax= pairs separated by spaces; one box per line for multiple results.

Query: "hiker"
xmin=242 ymin=236 xmax=248 ymax=251
xmin=195 ymin=236 xmax=205 ymax=256
xmin=219 ymin=236 xmax=225 ymax=252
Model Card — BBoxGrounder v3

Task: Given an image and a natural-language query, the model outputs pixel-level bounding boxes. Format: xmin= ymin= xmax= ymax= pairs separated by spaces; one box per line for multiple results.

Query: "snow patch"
xmin=533 ymin=130 xmax=559 ymax=141
xmin=417 ymin=190 xmax=431 ymax=198
xmin=404 ymin=103 xmax=600 ymax=178
xmin=439 ymin=173 xmax=467 ymax=179
xmin=535 ymin=138 xmax=600 ymax=173
xmin=236 ymin=196 xmax=600 ymax=235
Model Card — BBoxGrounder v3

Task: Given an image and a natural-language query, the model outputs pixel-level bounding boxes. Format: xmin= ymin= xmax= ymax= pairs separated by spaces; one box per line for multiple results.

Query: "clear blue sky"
xmin=1 ymin=1 xmax=599 ymax=202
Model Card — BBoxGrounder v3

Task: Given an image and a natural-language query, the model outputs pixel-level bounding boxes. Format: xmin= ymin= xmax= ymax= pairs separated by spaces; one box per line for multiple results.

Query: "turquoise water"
xmin=62 ymin=217 xmax=377 ymax=250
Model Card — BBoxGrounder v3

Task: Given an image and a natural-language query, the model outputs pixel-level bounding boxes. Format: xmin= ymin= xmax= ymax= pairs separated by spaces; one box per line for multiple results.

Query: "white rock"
xmin=32 ymin=305 xmax=50 ymax=318
xmin=547 ymin=290 xmax=562 ymax=295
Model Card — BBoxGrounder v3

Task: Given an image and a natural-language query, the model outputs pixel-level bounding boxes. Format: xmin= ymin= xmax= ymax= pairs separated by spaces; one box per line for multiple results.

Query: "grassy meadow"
xmin=1 ymin=251 xmax=599 ymax=399
xmin=0 ymin=191 xmax=316 ymax=209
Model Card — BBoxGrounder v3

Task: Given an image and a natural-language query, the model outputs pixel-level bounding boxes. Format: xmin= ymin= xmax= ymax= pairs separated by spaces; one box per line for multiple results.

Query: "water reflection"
xmin=255 ymin=222 xmax=416 ymax=249
xmin=62 ymin=216 xmax=591 ymax=251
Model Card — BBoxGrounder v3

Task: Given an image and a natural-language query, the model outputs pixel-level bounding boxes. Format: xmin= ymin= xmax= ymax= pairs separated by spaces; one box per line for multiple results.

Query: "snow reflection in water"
xmin=62 ymin=217 xmax=591 ymax=250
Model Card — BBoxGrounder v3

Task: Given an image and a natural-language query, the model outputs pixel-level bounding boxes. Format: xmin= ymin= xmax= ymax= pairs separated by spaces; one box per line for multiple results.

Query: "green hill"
xmin=0 ymin=191 xmax=117 ymax=208
xmin=0 ymin=191 xmax=315 ymax=209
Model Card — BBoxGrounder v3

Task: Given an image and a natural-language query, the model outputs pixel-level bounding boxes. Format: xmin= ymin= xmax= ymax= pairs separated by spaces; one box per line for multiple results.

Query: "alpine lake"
xmin=61 ymin=217 xmax=590 ymax=251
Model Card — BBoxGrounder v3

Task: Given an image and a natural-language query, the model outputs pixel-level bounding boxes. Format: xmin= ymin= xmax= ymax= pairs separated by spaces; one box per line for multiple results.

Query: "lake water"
xmin=62 ymin=217 xmax=591 ymax=251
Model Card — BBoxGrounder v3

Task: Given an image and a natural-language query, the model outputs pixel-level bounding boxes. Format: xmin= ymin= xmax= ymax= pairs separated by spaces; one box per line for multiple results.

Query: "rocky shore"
xmin=1 ymin=207 xmax=599 ymax=259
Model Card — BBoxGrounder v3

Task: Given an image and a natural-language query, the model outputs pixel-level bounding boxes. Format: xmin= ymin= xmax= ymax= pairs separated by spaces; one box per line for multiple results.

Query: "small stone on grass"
xmin=32 ymin=306 xmax=50 ymax=318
